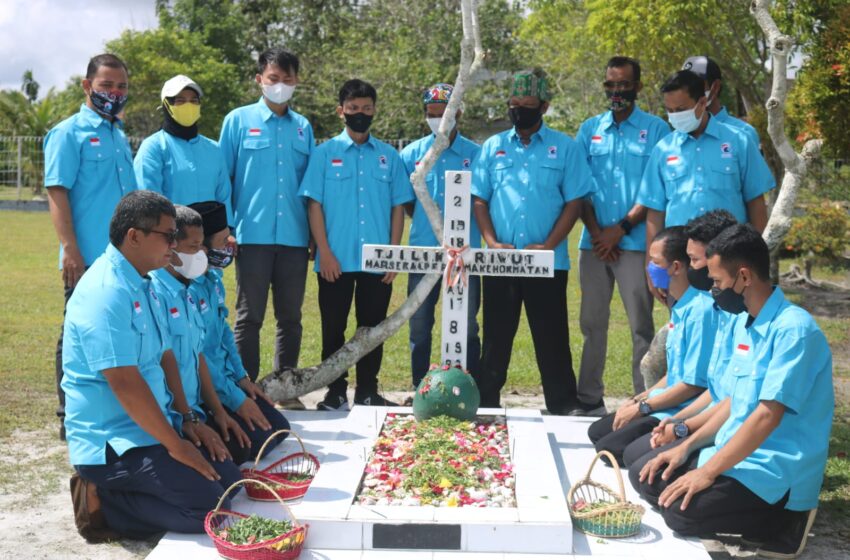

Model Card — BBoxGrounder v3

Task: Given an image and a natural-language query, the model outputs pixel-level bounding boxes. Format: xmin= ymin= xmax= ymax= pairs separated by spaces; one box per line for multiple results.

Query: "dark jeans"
xmin=208 ymin=397 xmax=291 ymax=466
xmin=56 ymin=278 xmax=80 ymax=424
xmin=475 ymin=271 xmax=577 ymax=414
xmin=234 ymin=244 xmax=309 ymax=381
xmin=587 ymin=412 xmax=660 ymax=467
xmin=317 ymin=272 xmax=392 ymax=398
xmin=407 ymin=273 xmax=481 ymax=387
xmin=631 ymin=449 xmax=790 ymax=538
xmin=76 ymin=444 xmax=242 ymax=539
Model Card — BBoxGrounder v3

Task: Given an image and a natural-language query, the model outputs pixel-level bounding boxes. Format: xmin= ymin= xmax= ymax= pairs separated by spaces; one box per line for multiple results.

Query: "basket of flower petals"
xmin=241 ymin=430 xmax=319 ymax=502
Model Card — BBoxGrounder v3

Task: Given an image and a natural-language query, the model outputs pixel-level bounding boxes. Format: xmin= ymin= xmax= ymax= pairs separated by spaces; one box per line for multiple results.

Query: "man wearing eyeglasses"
xmin=574 ymin=57 xmax=670 ymax=417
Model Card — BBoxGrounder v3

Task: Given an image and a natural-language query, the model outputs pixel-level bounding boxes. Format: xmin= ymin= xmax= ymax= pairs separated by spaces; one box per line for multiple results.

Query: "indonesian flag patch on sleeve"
xmin=169 ymin=307 xmax=180 ymax=319
xmin=248 ymin=128 xmax=262 ymax=136
xmin=89 ymin=137 xmax=101 ymax=147
xmin=666 ymin=155 xmax=681 ymax=165
xmin=735 ymin=343 xmax=750 ymax=356
xmin=133 ymin=301 xmax=142 ymax=314
xmin=591 ymin=135 xmax=603 ymax=144
xmin=331 ymin=158 xmax=343 ymax=167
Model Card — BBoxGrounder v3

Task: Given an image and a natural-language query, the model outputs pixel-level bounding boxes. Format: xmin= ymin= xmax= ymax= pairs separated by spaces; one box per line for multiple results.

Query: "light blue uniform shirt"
xmin=43 ymin=104 xmax=137 ymax=266
xmin=576 ymin=107 xmax=669 ymax=251
xmin=150 ymin=269 xmax=206 ymax=420
xmin=134 ymin=130 xmax=234 ymax=225
xmin=637 ymin=116 xmax=774 ymax=226
xmin=714 ymin=106 xmax=760 ymax=147
xmin=707 ymin=306 xmax=743 ymax=403
xmin=299 ymin=130 xmax=415 ymax=272
xmin=61 ymin=245 xmax=176 ymax=466
xmin=400 ymin=133 xmax=482 ymax=248
xmin=471 ymin=123 xmax=594 ymax=271
xmin=698 ymin=288 xmax=834 ymax=511
xmin=219 ymin=98 xmax=314 ymax=246
xmin=649 ymin=286 xmax=716 ymax=420
xmin=189 ymin=269 xmax=247 ymax=411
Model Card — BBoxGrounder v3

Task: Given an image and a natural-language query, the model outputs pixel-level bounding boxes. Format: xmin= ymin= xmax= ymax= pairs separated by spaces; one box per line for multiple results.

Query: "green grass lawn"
xmin=1 ymin=210 xmax=848 ymax=519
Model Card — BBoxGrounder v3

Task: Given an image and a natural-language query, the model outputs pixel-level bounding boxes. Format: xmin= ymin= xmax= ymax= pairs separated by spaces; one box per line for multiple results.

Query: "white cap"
xmin=161 ymin=75 xmax=203 ymax=101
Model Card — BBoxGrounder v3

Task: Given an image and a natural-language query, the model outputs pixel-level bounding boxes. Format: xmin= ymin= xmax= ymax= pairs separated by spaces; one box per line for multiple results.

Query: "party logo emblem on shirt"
xmin=720 ymin=143 xmax=733 ymax=158
xmin=378 ymin=154 xmax=388 ymax=169
xmin=133 ymin=301 xmax=142 ymax=314
xmin=462 ymin=158 xmax=471 ymax=168
xmin=248 ymin=128 xmax=262 ymax=137
xmin=666 ymin=155 xmax=681 ymax=165
xmin=638 ymin=130 xmax=648 ymax=143
xmin=297 ymin=127 xmax=305 ymax=140
xmin=199 ymin=298 xmax=209 ymax=312
xmin=495 ymin=150 xmax=507 ymax=158
xmin=169 ymin=307 xmax=181 ymax=319
xmin=591 ymin=135 xmax=603 ymax=144
xmin=735 ymin=343 xmax=750 ymax=356
xmin=187 ymin=294 xmax=195 ymax=306
xmin=89 ymin=137 xmax=101 ymax=147
xmin=547 ymin=146 xmax=557 ymax=159
xmin=149 ymin=288 xmax=158 ymax=302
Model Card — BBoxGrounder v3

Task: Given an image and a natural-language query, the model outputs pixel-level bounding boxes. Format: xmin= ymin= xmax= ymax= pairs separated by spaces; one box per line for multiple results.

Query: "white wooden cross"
xmin=361 ymin=170 xmax=554 ymax=369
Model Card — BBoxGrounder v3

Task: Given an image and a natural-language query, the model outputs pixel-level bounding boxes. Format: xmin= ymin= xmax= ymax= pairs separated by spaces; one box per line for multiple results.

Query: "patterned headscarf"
xmin=423 ymin=83 xmax=453 ymax=105
xmin=511 ymin=70 xmax=550 ymax=101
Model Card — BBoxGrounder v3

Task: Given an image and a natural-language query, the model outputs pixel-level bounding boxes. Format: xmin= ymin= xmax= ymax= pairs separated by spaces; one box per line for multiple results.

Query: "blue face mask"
xmin=647 ymin=261 xmax=671 ymax=290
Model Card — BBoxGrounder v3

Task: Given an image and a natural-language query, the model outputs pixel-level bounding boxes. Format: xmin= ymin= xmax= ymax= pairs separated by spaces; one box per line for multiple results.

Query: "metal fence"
xmin=0 ymin=135 xmax=411 ymax=201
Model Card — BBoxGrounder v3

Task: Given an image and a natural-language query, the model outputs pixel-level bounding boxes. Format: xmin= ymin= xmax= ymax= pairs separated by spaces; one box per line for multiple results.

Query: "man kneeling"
xmin=633 ymin=224 xmax=833 ymax=559
xmin=63 ymin=191 xmax=238 ymax=542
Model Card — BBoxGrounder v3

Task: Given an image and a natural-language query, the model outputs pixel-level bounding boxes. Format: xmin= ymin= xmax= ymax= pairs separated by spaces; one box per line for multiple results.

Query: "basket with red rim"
xmin=205 ymin=478 xmax=307 ymax=560
xmin=241 ymin=429 xmax=320 ymax=502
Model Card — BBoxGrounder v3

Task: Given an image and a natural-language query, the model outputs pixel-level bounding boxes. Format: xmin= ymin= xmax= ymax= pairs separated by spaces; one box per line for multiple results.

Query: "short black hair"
xmin=607 ymin=56 xmax=641 ymax=83
xmin=174 ymin=205 xmax=203 ymax=241
xmin=706 ymin=223 xmax=770 ymax=281
xmin=660 ymin=70 xmax=705 ymax=102
xmin=257 ymin=47 xmax=299 ymax=75
xmin=653 ymin=226 xmax=689 ymax=265
xmin=86 ymin=53 xmax=128 ymax=80
xmin=109 ymin=191 xmax=176 ymax=247
xmin=684 ymin=209 xmax=738 ymax=244
xmin=338 ymin=79 xmax=377 ymax=106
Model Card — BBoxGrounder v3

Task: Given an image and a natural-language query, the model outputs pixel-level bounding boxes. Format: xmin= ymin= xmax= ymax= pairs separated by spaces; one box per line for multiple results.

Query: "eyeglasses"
xmin=145 ymin=229 xmax=179 ymax=244
xmin=603 ymin=80 xmax=635 ymax=90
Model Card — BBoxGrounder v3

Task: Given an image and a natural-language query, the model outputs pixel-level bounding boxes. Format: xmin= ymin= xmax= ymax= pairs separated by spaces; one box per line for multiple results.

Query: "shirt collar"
xmin=672 ymin=285 xmax=699 ymax=312
xmin=105 ymin=244 xmax=144 ymax=292
xmin=508 ymin=122 xmax=548 ymax=145
xmin=428 ymin=132 xmax=465 ymax=155
xmin=672 ymin=113 xmax=719 ymax=146
xmin=600 ymin=106 xmax=644 ymax=130
xmin=749 ymin=286 xmax=785 ymax=336
xmin=256 ymin=97 xmax=291 ymax=122
xmin=336 ymin=129 xmax=377 ymax=150
xmin=79 ymin=104 xmax=121 ymax=129
xmin=715 ymin=106 xmax=730 ymax=121
xmin=151 ymin=268 xmax=186 ymax=298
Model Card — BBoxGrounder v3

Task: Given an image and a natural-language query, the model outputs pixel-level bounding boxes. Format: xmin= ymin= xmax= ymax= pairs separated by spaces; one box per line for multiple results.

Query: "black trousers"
xmin=631 ymin=449 xmax=790 ymax=538
xmin=587 ymin=412 xmax=660 ymax=467
xmin=475 ymin=271 xmax=577 ymax=414
xmin=55 ymin=280 xmax=78 ymax=424
xmin=317 ymin=272 xmax=392 ymax=397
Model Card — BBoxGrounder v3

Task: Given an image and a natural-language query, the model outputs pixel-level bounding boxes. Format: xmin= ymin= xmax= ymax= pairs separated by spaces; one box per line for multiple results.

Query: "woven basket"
xmin=567 ymin=450 xmax=645 ymax=538
xmin=241 ymin=429 xmax=319 ymax=502
xmin=205 ymin=479 xmax=306 ymax=560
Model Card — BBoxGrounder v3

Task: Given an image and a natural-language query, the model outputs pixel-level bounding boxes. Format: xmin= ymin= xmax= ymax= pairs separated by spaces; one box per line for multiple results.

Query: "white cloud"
xmin=0 ymin=0 xmax=157 ymax=97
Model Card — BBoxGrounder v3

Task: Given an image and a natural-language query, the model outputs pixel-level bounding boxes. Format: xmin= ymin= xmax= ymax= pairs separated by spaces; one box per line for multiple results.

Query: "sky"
xmin=0 ymin=0 xmax=157 ymax=97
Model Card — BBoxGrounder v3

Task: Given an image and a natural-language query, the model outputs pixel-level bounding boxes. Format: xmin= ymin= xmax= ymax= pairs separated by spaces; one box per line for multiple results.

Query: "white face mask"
xmin=427 ymin=117 xmax=444 ymax=135
xmin=667 ymin=102 xmax=704 ymax=134
xmin=172 ymin=250 xmax=208 ymax=279
xmin=262 ymin=82 xmax=295 ymax=105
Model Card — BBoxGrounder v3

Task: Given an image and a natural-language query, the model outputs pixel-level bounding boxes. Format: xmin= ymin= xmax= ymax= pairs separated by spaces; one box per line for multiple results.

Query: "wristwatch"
xmin=182 ymin=410 xmax=201 ymax=425
xmin=673 ymin=420 xmax=690 ymax=439
xmin=618 ymin=218 xmax=633 ymax=235
xmin=638 ymin=399 xmax=653 ymax=416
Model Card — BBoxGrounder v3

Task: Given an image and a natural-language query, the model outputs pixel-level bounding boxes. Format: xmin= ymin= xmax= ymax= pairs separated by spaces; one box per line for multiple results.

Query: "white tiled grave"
xmin=147 ymin=408 xmax=710 ymax=559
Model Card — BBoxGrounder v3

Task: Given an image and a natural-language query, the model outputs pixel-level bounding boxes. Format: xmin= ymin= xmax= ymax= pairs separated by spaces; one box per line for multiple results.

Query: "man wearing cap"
xmin=45 ymin=53 xmax=136 ymax=440
xmin=637 ymin=70 xmax=774 ymax=303
xmin=681 ymin=56 xmax=760 ymax=147
xmin=400 ymin=83 xmax=482 ymax=390
xmin=471 ymin=69 xmax=594 ymax=415
xmin=219 ymin=48 xmax=314 ymax=403
xmin=574 ymin=56 xmax=670 ymax=416
xmin=135 ymin=75 xmax=234 ymax=228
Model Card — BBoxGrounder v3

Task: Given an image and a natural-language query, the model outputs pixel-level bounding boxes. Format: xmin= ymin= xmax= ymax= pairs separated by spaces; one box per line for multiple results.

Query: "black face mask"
xmin=605 ymin=89 xmax=637 ymax=112
xmin=344 ymin=112 xmax=373 ymax=133
xmin=687 ymin=265 xmax=713 ymax=292
xmin=207 ymin=246 xmax=233 ymax=269
xmin=710 ymin=272 xmax=747 ymax=314
xmin=509 ymin=105 xmax=543 ymax=130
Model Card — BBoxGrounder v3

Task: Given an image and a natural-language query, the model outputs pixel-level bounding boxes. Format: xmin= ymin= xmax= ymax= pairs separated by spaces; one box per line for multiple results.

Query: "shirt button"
xmin=278 ymin=212 xmax=282 ymax=216
xmin=519 ymin=233 xmax=525 ymax=237
xmin=361 ymin=238 xmax=365 ymax=242
xmin=521 ymin=214 xmax=525 ymax=219
xmin=360 ymin=155 xmax=364 ymax=159
xmin=521 ymin=196 xmax=526 ymax=201
xmin=697 ymin=166 xmax=703 ymax=171
xmin=336 ymin=173 xmax=341 ymax=177
xmin=360 ymin=220 xmax=365 ymax=225
xmin=360 ymin=187 xmax=364 ymax=191
xmin=726 ymin=166 xmax=731 ymax=171
xmin=523 ymin=163 xmax=528 ymax=167
xmin=359 ymin=171 xmax=364 ymax=175
xmin=360 ymin=204 xmax=364 ymax=208
xmin=118 ymin=167 xmax=123 ymax=172
xmin=279 ymin=161 xmax=283 ymax=165
xmin=278 ymin=144 xmax=283 ymax=148
xmin=97 ymin=154 xmax=102 ymax=158
xmin=279 ymin=178 xmax=284 ymax=182
xmin=700 ymin=207 xmax=705 ymax=212
xmin=279 ymin=195 xmax=283 ymax=199
xmin=614 ymin=166 xmax=620 ymax=171
xmin=696 ymin=147 xmax=701 ymax=152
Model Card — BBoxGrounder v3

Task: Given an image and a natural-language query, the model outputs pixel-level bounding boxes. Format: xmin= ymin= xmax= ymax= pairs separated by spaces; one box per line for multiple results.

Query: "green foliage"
xmin=21 ymin=70 xmax=39 ymax=103
xmin=784 ymin=202 xmax=850 ymax=269
xmin=105 ymin=27 xmax=245 ymax=138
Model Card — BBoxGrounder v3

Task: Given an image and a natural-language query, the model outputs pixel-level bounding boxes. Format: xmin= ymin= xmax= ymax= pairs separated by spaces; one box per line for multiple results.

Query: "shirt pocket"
xmin=130 ymin=312 xmax=149 ymax=364
xmin=489 ymin=159 xmax=514 ymax=189
xmin=373 ymin=168 xmax=391 ymax=191
xmin=588 ymin=142 xmax=611 ymax=176
xmin=242 ymin=137 xmax=271 ymax=151
xmin=708 ymin=159 xmax=740 ymax=193
xmin=538 ymin=160 xmax=565 ymax=203
xmin=662 ymin=160 xmax=689 ymax=200
xmin=81 ymin=143 xmax=115 ymax=167
xmin=291 ymin=139 xmax=310 ymax=176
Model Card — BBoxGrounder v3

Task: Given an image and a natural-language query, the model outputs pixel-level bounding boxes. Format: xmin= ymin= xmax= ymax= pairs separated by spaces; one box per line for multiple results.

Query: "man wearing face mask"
xmin=637 ymin=70 xmax=774 ymax=304
xmin=682 ymin=56 xmax=760 ymax=148
xmin=299 ymin=79 xmax=414 ymax=410
xmin=587 ymin=226 xmax=715 ymax=466
xmin=135 ymin=75 xmax=234 ymax=237
xmin=219 ymin=48 xmax=314 ymax=409
xmin=633 ymin=224 xmax=832 ymax=560
xmin=399 ymin=83 xmax=482 ymax=391
xmin=574 ymin=56 xmax=670 ymax=417
xmin=44 ymin=53 xmax=137 ymax=440
xmin=471 ymin=69 xmax=593 ymax=415
xmin=186 ymin=201 xmax=291 ymax=463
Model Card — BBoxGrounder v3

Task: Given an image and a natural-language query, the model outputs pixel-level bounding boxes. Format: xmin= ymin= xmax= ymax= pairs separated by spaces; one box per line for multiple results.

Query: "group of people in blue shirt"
xmin=43 ymin=46 xmax=832 ymax=556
